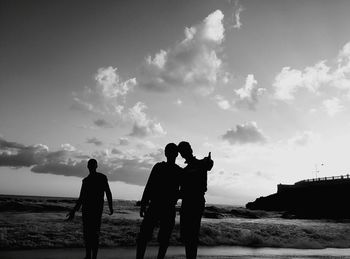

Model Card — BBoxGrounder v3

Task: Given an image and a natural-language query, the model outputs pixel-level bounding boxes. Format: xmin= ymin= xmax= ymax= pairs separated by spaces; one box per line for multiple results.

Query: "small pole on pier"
xmin=314 ymin=164 xmax=319 ymax=179
xmin=314 ymin=163 xmax=324 ymax=179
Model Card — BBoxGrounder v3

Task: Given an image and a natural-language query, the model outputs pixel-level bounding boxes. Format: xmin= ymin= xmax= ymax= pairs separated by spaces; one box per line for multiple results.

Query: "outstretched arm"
xmin=105 ymin=178 xmax=113 ymax=215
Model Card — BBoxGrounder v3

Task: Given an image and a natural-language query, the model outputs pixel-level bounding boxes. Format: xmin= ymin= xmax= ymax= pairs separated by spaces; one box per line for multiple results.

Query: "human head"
xmin=87 ymin=158 xmax=98 ymax=171
xmin=164 ymin=143 xmax=178 ymax=160
xmin=177 ymin=141 xmax=193 ymax=160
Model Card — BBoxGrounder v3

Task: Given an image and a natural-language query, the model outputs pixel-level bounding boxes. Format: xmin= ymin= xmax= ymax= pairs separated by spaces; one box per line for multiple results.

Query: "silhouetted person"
xmin=178 ymin=141 xmax=213 ymax=259
xmin=66 ymin=159 xmax=113 ymax=259
xmin=136 ymin=143 xmax=182 ymax=259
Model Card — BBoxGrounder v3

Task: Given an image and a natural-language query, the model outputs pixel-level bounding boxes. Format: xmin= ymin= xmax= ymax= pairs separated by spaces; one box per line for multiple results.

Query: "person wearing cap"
xmin=136 ymin=143 xmax=182 ymax=259
xmin=177 ymin=141 xmax=213 ymax=259
xmin=67 ymin=159 xmax=114 ymax=259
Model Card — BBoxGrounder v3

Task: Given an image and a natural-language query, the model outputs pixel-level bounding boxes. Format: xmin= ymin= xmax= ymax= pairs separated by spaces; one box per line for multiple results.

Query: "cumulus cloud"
xmin=140 ymin=10 xmax=227 ymax=95
xmin=323 ymin=97 xmax=344 ymax=116
xmin=222 ymin=122 xmax=267 ymax=145
xmin=273 ymin=42 xmax=350 ymax=101
xmin=234 ymin=74 xmax=265 ymax=109
xmin=71 ymin=66 xmax=137 ymax=114
xmin=128 ymin=102 xmax=166 ymax=138
xmin=86 ymin=137 xmax=103 ymax=146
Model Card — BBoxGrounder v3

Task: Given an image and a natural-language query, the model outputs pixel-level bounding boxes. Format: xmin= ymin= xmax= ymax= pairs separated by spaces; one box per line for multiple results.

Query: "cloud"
xmin=0 ymin=142 xmax=47 ymax=167
xmin=322 ymin=97 xmax=344 ymax=116
xmin=128 ymin=102 xmax=166 ymax=138
xmin=31 ymin=156 xmax=153 ymax=186
xmin=288 ymin=131 xmax=317 ymax=146
xmin=61 ymin=144 xmax=76 ymax=152
xmin=93 ymin=118 xmax=114 ymax=128
xmin=118 ymin=137 xmax=129 ymax=146
xmin=71 ymin=66 xmax=137 ymax=114
xmin=175 ymin=99 xmax=183 ymax=106
xmin=94 ymin=66 xmax=134 ymax=98
xmin=31 ymin=160 xmax=88 ymax=178
xmin=222 ymin=122 xmax=267 ymax=144
xmin=232 ymin=1 xmax=244 ymax=29
xmin=86 ymin=137 xmax=103 ymax=146
xmin=111 ymin=148 xmax=122 ymax=155
xmin=0 ymin=137 xmax=158 ymax=187
xmin=140 ymin=10 xmax=227 ymax=95
xmin=273 ymin=42 xmax=350 ymax=101
xmin=234 ymin=74 xmax=265 ymax=109
xmin=214 ymin=95 xmax=231 ymax=110
xmin=0 ymin=137 xmax=69 ymax=168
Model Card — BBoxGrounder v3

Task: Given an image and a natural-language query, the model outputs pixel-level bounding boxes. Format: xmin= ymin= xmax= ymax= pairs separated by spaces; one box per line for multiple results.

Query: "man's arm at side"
xmin=66 ymin=181 xmax=84 ymax=221
xmin=139 ymin=163 xmax=158 ymax=217
xmin=105 ymin=176 xmax=114 ymax=215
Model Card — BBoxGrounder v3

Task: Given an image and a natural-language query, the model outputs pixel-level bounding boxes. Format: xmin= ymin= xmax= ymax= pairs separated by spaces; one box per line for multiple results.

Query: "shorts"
xmin=180 ymin=196 xmax=205 ymax=244
xmin=137 ymin=203 xmax=176 ymax=244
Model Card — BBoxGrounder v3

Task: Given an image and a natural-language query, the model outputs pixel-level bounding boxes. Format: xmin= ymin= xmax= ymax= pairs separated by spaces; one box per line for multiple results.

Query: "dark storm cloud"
xmin=31 ymin=160 xmax=88 ymax=178
xmin=0 ymin=138 xmax=48 ymax=167
xmin=31 ymin=156 xmax=153 ymax=186
xmin=222 ymin=122 xmax=266 ymax=145
xmin=0 ymin=137 xmax=154 ymax=186
xmin=86 ymin=137 xmax=103 ymax=146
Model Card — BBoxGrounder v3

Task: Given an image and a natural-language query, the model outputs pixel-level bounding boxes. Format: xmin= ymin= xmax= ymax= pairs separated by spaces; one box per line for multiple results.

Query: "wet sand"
xmin=2 ymin=246 xmax=350 ymax=259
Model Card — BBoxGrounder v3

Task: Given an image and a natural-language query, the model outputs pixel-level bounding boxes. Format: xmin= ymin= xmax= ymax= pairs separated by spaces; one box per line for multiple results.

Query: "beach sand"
xmin=2 ymin=247 xmax=350 ymax=259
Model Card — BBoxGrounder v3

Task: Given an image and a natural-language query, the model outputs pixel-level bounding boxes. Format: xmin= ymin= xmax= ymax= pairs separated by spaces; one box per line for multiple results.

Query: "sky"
xmin=1 ymin=0 xmax=350 ymax=205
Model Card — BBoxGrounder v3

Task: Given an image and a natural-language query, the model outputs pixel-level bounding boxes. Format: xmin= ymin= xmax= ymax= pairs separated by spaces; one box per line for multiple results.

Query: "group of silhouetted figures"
xmin=67 ymin=141 xmax=213 ymax=259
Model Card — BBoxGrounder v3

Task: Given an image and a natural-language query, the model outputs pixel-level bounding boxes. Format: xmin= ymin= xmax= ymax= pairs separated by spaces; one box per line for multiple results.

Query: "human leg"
xmin=136 ymin=205 xmax=158 ymax=259
xmin=157 ymin=207 xmax=176 ymax=259
xmin=181 ymin=198 xmax=205 ymax=259
xmin=83 ymin=214 xmax=92 ymax=259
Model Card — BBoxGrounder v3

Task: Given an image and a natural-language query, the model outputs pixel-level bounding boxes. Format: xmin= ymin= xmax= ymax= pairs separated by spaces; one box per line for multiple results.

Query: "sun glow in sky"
xmin=2 ymin=0 xmax=350 ymax=205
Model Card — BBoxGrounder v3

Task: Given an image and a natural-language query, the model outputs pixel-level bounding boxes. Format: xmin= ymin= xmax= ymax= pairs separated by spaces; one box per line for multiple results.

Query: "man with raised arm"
xmin=136 ymin=143 xmax=182 ymax=259
xmin=177 ymin=141 xmax=213 ymax=259
xmin=67 ymin=159 xmax=113 ymax=259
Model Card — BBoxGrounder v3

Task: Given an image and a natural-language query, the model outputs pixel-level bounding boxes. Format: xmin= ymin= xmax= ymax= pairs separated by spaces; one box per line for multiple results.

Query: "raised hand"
xmin=206 ymin=151 xmax=214 ymax=171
